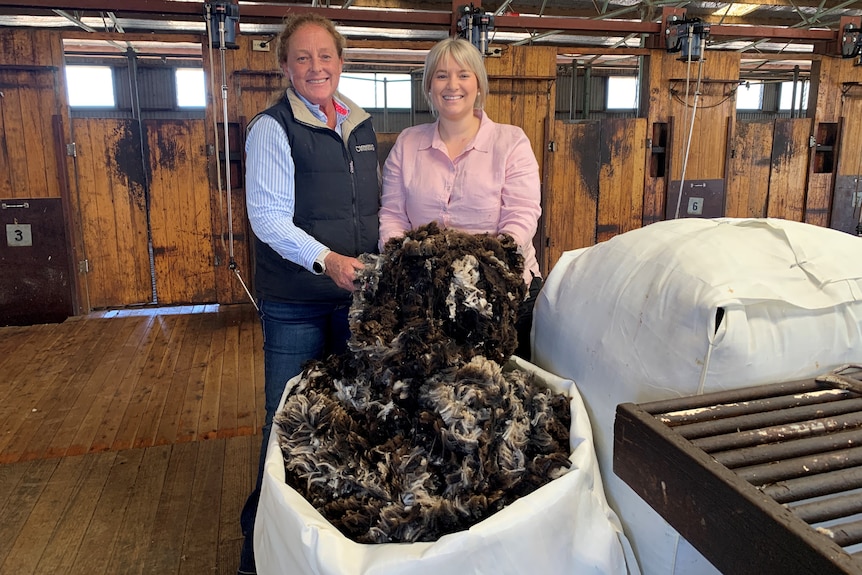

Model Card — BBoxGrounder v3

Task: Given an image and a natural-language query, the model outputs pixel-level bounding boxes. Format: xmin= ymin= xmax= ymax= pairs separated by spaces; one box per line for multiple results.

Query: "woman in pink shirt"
xmin=380 ymin=37 xmax=542 ymax=360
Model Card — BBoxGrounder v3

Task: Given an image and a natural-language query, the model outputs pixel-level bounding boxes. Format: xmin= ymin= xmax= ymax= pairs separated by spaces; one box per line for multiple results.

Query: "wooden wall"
xmin=202 ymin=36 xmax=287 ymax=305
xmin=5 ymin=25 xmax=862 ymax=318
xmin=0 ymin=29 xmax=68 ymax=201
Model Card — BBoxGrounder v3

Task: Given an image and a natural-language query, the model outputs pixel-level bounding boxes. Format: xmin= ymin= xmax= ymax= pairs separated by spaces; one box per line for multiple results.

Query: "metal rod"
xmin=762 ymin=466 xmax=862 ymax=504
xmin=788 ymin=490 xmax=862 ymax=524
xmin=641 ymin=378 xmax=822 ymax=415
xmin=692 ymin=410 xmax=862 ymax=453
xmin=736 ymin=445 xmax=862 ymax=486
xmin=824 ymin=519 xmax=862 ymax=548
xmin=674 ymin=399 xmax=862 ymax=440
xmin=710 ymin=427 xmax=862 ymax=468
xmin=660 ymin=388 xmax=850 ymax=426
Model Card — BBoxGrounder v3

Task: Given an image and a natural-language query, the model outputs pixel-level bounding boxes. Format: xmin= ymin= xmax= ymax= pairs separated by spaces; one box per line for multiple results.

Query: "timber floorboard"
xmin=0 ymin=304 xmax=263 ymax=575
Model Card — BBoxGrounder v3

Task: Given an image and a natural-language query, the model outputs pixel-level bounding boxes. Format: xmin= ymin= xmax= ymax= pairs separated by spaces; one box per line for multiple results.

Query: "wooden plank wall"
xmin=6 ymin=26 xmax=862 ymax=313
xmin=203 ymin=35 xmax=286 ymax=305
xmin=545 ymin=122 xmax=600 ymax=267
xmin=72 ymin=119 xmax=152 ymax=309
xmin=484 ymin=46 xmax=557 ymax=273
xmin=147 ymin=120 xmax=218 ymax=305
xmin=0 ymin=29 xmax=68 ymax=201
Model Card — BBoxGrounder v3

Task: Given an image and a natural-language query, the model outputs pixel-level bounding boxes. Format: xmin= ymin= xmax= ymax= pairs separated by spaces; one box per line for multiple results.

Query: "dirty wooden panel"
xmin=90 ymin=317 xmax=159 ymax=453
xmin=0 ymin=70 xmax=29 ymax=197
xmin=805 ymin=173 xmax=833 ymax=228
xmin=216 ymin=307 xmax=242 ymax=438
xmin=0 ymin=306 xmax=262 ymax=462
xmin=597 ymin=118 xmax=646 ymax=243
xmin=179 ymin=438 xmax=225 ymax=573
xmin=31 ymin=452 xmax=115 ymax=573
xmin=132 ymin=314 xmax=190 ymax=447
xmin=72 ymin=118 xmax=152 ymax=309
xmin=237 ymin=307 xmax=261 ymax=436
xmin=645 ymin=50 xmax=739 ymax=183
xmin=106 ymin=445 xmax=171 ymax=572
xmin=113 ymin=314 xmax=180 ymax=448
xmin=0 ymin=454 xmax=91 ymax=573
xmin=545 ymin=121 xmax=599 ymax=272
xmin=0 ymin=458 xmax=59 ymax=568
xmin=155 ymin=313 xmax=207 ymax=446
xmin=16 ymin=318 xmax=113 ymax=461
xmin=836 ymin=91 xmax=862 ymax=178
xmin=485 ymin=45 xmax=556 ymax=183
xmin=727 ymin=121 xmax=773 ymax=218
xmin=809 ymin=58 xmax=843 ymax=124
xmin=0 ymin=28 xmax=57 ymax=67
xmin=147 ymin=120 xmax=217 ymax=305
xmin=767 ymin=118 xmax=811 ymax=221
xmin=210 ymin=70 xmax=284 ymax=305
xmin=0 ymin=69 xmax=61 ymax=198
xmin=176 ymin=313 xmax=218 ymax=443
xmin=0 ymin=319 xmax=92 ymax=463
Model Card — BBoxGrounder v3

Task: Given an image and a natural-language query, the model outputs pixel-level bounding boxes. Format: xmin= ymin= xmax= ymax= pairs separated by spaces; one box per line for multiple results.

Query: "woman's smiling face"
xmin=282 ymin=22 xmax=343 ymax=107
xmin=429 ymin=54 xmax=479 ymax=121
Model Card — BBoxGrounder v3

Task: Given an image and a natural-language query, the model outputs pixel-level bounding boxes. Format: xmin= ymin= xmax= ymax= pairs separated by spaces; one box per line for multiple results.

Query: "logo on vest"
xmin=355 ymin=143 xmax=376 ymax=153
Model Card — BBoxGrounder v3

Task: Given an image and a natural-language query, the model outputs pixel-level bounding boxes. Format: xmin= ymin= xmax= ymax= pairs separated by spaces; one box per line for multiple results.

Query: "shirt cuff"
xmin=312 ymin=248 xmax=331 ymax=275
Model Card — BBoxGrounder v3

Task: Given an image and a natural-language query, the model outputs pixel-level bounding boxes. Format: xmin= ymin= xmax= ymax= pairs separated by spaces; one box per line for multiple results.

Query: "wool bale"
xmin=532 ymin=217 xmax=862 ymax=575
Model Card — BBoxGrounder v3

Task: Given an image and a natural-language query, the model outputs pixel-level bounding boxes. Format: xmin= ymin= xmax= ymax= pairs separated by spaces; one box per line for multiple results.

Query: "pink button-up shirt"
xmin=380 ymin=111 xmax=542 ymax=285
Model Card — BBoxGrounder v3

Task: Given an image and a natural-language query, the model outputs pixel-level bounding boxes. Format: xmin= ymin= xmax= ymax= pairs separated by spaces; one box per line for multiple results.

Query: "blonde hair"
xmin=422 ymin=37 xmax=489 ymax=115
xmin=275 ymin=13 xmax=346 ymax=77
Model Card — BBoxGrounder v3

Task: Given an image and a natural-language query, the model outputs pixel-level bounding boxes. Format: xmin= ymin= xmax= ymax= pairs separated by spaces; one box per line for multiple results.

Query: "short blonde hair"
xmin=422 ymin=37 xmax=489 ymax=115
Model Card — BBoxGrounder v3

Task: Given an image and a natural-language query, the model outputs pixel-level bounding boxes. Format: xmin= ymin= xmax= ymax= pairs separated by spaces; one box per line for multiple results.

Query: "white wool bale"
xmin=255 ymin=358 xmax=636 ymax=575
xmin=532 ymin=217 xmax=862 ymax=575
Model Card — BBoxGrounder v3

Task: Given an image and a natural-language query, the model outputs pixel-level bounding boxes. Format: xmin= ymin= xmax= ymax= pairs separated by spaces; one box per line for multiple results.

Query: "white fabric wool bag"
xmin=255 ymin=357 xmax=635 ymax=575
xmin=532 ymin=217 xmax=862 ymax=575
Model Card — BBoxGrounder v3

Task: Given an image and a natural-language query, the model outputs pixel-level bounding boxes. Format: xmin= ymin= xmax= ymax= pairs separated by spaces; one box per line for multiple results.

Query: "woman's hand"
xmin=324 ymin=252 xmax=364 ymax=292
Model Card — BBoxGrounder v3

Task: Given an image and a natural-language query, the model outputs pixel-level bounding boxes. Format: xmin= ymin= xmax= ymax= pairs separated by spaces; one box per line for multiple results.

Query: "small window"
xmin=779 ymin=80 xmax=808 ymax=111
xmin=736 ymin=82 xmax=763 ymax=110
xmin=339 ymin=73 xmax=412 ymax=109
xmin=66 ymin=65 xmax=115 ymax=107
xmin=176 ymin=68 xmax=206 ymax=108
xmin=606 ymin=77 xmax=638 ymax=110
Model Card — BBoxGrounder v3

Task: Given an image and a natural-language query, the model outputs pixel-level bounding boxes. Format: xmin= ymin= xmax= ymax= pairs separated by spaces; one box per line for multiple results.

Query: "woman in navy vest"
xmin=238 ymin=13 xmax=379 ymax=574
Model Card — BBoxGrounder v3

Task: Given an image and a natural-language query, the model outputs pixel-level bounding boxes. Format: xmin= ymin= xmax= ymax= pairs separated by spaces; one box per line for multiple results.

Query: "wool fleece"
xmin=274 ymin=222 xmax=571 ymax=543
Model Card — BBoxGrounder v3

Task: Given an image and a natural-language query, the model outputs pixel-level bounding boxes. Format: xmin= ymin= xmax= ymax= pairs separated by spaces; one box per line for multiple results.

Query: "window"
xmin=779 ymin=80 xmax=808 ymax=111
xmin=176 ymin=68 xmax=206 ymax=108
xmin=339 ymin=73 xmax=412 ymax=109
xmin=606 ymin=76 xmax=638 ymax=110
xmin=736 ymin=82 xmax=763 ymax=110
xmin=66 ymin=65 xmax=115 ymax=107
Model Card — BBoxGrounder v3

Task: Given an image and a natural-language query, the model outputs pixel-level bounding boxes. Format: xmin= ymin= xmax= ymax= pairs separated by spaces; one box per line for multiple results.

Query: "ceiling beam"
xmin=0 ymin=0 xmax=850 ymax=43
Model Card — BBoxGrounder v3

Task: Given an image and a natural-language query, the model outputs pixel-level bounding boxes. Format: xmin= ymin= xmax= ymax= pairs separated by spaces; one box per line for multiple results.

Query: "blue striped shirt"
xmin=245 ymin=91 xmax=350 ymax=272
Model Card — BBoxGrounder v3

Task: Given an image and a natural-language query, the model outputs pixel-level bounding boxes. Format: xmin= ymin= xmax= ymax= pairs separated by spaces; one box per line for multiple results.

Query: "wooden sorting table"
xmin=614 ymin=366 xmax=862 ymax=575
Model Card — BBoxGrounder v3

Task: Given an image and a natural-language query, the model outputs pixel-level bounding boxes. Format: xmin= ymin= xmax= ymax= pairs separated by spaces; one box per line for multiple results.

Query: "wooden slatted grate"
xmin=614 ymin=366 xmax=862 ymax=575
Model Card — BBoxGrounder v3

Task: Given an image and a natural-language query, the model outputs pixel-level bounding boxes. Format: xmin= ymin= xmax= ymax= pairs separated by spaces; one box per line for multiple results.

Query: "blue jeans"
xmin=238 ymin=298 xmax=351 ymax=573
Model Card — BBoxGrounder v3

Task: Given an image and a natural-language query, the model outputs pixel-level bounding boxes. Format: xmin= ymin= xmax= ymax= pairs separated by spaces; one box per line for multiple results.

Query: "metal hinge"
xmin=78 ymin=259 xmax=89 ymax=274
xmin=66 ymin=142 xmax=77 ymax=157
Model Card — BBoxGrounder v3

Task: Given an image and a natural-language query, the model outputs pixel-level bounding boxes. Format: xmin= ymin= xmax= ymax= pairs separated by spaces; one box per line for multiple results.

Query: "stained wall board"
xmin=0 ymin=197 xmax=73 ymax=325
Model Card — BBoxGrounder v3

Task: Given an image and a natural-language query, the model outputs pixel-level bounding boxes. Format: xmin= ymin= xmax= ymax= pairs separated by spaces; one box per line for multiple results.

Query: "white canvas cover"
xmin=532 ymin=217 xmax=862 ymax=575
xmin=255 ymin=357 xmax=635 ymax=575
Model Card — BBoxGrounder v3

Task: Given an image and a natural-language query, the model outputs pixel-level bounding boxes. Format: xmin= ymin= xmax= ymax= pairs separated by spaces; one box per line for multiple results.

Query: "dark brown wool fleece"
xmin=274 ymin=222 xmax=572 ymax=544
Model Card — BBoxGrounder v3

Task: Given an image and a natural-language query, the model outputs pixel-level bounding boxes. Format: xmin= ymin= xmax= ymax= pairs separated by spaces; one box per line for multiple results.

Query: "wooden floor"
xmin=0 ymin=304 xmax=264 ymax=574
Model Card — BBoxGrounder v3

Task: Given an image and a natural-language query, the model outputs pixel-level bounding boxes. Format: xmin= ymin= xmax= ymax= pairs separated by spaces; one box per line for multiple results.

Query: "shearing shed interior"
xmin=1 ymin=1 xmax=862 ymax=574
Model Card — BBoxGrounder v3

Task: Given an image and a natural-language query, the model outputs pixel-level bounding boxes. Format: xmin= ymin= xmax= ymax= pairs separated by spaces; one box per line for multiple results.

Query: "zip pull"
xmin=349 ymin=160 xmax=354 ymax=174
